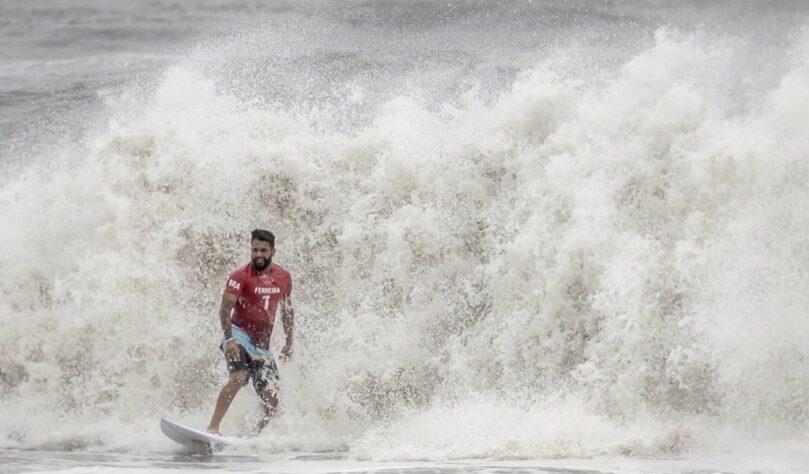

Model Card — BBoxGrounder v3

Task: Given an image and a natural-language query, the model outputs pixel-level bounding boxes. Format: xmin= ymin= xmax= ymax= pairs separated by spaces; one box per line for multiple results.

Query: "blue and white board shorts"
xmin=220 ymin=326 xmax=279 ymax=395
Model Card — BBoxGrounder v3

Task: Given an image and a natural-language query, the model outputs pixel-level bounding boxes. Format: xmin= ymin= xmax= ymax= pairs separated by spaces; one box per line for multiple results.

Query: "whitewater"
xmin=2 ymin=1 xmax=809 ymax=472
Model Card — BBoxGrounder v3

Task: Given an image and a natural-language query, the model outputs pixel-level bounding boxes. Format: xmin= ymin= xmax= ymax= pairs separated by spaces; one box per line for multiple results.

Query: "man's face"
xmin=251 ymin=240 xmax=275 ymax=271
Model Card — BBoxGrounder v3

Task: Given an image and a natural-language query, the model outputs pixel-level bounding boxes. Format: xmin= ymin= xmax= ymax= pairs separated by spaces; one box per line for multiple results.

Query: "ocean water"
xmin=2 ymin=1 xmax=809 ymax=473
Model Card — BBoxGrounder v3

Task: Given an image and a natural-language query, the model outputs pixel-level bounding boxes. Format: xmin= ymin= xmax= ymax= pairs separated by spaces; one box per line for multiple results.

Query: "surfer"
xmin=207 ymin=229 xmax=294 ymax=434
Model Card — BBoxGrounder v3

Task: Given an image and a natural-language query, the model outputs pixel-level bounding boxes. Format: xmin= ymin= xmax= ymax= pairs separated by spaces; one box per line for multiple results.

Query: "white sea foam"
xmin=2 ymin=25 xmax=809 ymax=462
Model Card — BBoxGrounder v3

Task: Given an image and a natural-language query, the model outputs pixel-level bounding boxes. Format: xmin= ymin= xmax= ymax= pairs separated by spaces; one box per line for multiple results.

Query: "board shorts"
xmin=220 ymin=326 xmax=279 ymax=396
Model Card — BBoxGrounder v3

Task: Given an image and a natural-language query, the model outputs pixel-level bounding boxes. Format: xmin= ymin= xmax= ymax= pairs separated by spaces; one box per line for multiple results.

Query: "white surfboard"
xmin=160 ymin=418 xmax=230 ymax=453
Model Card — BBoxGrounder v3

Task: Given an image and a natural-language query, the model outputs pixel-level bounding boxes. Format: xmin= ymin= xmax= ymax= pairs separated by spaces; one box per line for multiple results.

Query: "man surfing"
xmin=207 ymin=229 xmax=294 ymax=434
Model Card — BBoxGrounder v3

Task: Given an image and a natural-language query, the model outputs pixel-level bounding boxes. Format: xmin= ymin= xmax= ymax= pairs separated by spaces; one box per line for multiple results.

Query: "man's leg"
xmin=256 ymin=389 xmax=279 ymax=432
xmin=208 ymin=345 xmax=251 ymax=434
xmin=207 ymin=370 xmax=248 ymax=433
xmin=250 ymin=358 xmax=280 ymax=433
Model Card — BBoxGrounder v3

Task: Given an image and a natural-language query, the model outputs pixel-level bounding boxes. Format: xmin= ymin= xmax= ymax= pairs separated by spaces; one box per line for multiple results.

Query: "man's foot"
xmin=206 ymin=426 xmax=222 ymax=436
xmin=255 ymin=417 xmax=268 ymax=433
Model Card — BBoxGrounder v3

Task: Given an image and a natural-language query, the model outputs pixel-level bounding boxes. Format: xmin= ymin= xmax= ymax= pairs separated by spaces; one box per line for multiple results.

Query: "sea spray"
xmin=2 ymin=24 xmax=809 ymax=458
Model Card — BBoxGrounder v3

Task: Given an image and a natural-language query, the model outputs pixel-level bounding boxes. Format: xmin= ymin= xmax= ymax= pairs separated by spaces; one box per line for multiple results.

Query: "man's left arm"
xmin=280 ymin=296 xmax=294 ymax=361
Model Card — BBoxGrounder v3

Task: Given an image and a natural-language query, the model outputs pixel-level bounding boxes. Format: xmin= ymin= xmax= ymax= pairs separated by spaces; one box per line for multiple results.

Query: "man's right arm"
xmin=219 ymin=292 xmax=239 ymax=358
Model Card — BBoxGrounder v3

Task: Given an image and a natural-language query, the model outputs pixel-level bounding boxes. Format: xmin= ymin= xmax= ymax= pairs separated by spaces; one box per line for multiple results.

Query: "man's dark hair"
xmin=251 ymin=229 xmax=275 ymax=247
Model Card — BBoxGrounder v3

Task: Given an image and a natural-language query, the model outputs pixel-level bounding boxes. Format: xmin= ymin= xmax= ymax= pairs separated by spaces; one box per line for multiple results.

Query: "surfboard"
xmin=160 ymin=418 xmax=230 ymax=453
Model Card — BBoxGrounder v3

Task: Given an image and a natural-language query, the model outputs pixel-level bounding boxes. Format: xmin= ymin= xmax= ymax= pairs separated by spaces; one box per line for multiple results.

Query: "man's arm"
xmin=280 ymin=297 xmax=294 ymax=360
xmin=219 ymin=292 xmax=239 ymax=358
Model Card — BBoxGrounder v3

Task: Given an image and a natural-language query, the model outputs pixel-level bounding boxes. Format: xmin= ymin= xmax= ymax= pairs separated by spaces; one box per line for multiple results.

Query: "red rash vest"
xmin=224 ymin=262 xmax=292 ymax=350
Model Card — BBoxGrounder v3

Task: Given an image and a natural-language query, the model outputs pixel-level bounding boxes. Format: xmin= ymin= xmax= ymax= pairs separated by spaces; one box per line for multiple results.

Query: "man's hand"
xmin=279 ymin=345 xmax=292 ymax=362
xmin=225 ymin=340 xmax=240 ymax=361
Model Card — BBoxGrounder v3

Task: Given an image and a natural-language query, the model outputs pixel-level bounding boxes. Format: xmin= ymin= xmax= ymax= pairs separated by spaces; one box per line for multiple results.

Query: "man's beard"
xmin=252 ymin=257 xmax=270 ymax=271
